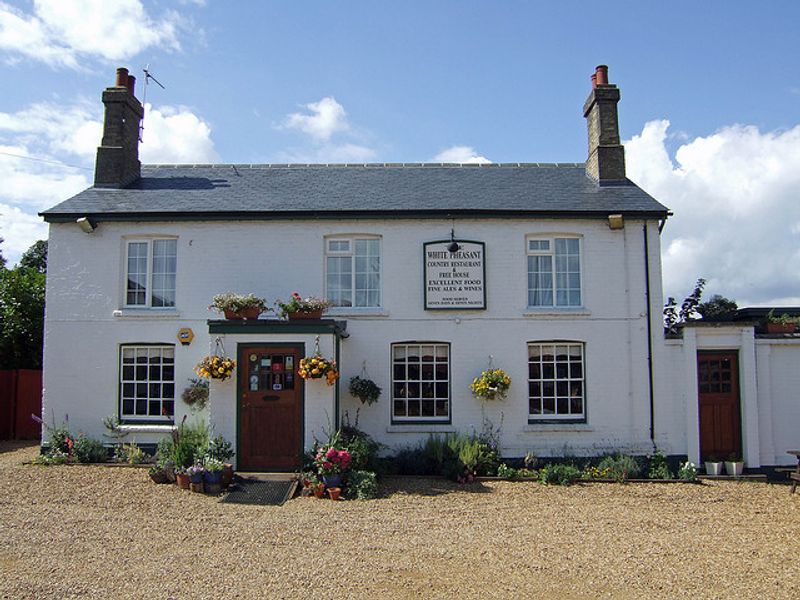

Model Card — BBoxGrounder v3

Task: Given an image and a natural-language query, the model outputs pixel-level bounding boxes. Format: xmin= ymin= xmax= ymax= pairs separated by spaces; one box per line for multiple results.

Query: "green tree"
xmin=0 ymin=241 xmax=47 ymax=369
xmin=0 ymin=237 xmax=6 ymax=270
xmin=697 ymin=294 xmax=738 ymax=321
xmin=19 ymin=240 xmax=47 ymax=273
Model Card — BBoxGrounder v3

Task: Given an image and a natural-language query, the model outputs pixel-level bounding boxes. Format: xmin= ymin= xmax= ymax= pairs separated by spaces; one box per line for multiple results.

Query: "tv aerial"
xmin=140 ymin=64 xmax=166 ymax=142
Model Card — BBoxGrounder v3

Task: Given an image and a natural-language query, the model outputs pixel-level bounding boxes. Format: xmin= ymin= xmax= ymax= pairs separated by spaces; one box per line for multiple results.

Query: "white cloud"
xmin=0 ymin=0 xmax=181 ymax=68
xmin=0 ymin=98 xmax=217 ymax=264
xmin=433 ymin=145 xmax=491 ymax=164
xmin=140 ymin=103 xmax=218 ymax=164
xmin=626 ymin=119 xmax=800 ymax=306
xmin=282 ymin=97 xmax=350 ymax=142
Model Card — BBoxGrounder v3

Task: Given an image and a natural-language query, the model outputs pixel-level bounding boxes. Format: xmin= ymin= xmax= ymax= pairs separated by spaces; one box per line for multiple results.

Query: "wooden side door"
xmin=697 ymin=351 xmax=741 ymax=461
xmin=238 ymin=345 xmax=303 ymax=471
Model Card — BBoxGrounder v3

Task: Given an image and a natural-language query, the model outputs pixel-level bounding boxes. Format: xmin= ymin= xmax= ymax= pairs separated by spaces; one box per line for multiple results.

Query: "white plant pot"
xmin=704 ymin=461 xmax=723 ymax=476
xmin=724 ymin=461 xmax=744 ymax=477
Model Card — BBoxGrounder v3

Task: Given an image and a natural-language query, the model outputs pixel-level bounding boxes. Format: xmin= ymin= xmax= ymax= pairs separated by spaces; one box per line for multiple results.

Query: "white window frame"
xmin=526 ymin=235 xmax=583 ymax=308
xmin=324 ymin=235 xmax=382 ymax=309
xmin=119 ymin=344 xmax=175 ymax=422
xmin=391 ymin=342 xmax=450 ymax=423
xmin=124 ymin=237 xmax=178 ymax=309
xmin=527 ymin=341 xmax=586 ymax=422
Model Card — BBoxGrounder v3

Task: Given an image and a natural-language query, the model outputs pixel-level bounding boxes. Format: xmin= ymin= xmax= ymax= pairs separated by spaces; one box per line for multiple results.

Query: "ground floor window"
xmin=120 ymin=345 xmax=175 ymax=420
xmin=392 ymin=343 xmax=450 ymax=422
xmin=528 ymin=342 xmax=585 ymax=421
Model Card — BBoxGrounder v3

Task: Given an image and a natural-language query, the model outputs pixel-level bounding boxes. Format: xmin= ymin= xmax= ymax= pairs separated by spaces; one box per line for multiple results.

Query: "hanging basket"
xmin=195 ymin=338 xmax=236 ymax=381
xmin=298 ymin=353 xmax=339 ymax=385
xmin=470 ymin=368 xmax=511 ymax=401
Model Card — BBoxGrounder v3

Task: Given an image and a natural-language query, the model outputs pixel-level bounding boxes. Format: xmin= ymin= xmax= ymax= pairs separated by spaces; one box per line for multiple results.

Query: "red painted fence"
xmin=0 ymin=370 xmax=42 ymax=440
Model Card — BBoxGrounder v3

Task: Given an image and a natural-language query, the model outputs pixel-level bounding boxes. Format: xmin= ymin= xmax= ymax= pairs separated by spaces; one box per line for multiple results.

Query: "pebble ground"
xmin=1 ymin=442 xmax=798 ymax=599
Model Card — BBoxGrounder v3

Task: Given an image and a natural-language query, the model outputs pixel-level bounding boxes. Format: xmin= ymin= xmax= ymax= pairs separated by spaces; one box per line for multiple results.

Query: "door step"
xmin=237 ymin=472 xmax=298 ymax=482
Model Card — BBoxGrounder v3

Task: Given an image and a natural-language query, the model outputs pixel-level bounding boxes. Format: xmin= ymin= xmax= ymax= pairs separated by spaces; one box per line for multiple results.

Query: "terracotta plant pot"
xmin=765 ymin=322 xmax=796 ymax=334
xmin=224 ymin=307 xmax=262 ymax=320
xmin=221 ymin=464 xmax=234 ymax=487
xmin=328 ymin=487 xmax=342 ymax=501
xmin=176 ymin=472 xmax=190 ymax=490
xmin=287 ymin=310 xmax=323 ymax=320
xmin=190 ymin=482 xmax=204 ymax=493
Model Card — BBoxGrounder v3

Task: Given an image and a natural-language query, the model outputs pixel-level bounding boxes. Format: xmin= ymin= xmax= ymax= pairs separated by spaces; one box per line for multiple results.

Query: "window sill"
xmin=326 ymin=308 xmax=389 ymax=318
xmin=386 ymin=424 xmax=455 ymax=433
xmin=113 ymin=309 xmax=181 ymax=320
xmin=523 ymin=423 xmax=593 ymax=433
xmin=523 ymin=308 xmax=591 ymax=317
xmin=117 ymin=423 xmax=176 ymax=434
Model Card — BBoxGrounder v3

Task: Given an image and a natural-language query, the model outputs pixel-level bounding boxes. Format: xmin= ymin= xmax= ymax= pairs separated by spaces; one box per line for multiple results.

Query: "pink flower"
xmin=325 ymin=447 xmax=337 ymax=460
xmin=322 ymin=461 xmax=333 ymax=470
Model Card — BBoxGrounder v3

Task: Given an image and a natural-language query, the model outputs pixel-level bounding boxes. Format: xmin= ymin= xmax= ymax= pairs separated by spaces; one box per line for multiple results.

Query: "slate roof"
xmin=40 ymin=163 xmax=669 ymax=222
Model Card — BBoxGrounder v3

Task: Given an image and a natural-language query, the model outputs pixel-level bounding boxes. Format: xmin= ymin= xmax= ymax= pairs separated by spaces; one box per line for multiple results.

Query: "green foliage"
xmin=73 ymin=435 xmax=107 ymax=463
xmin=170 ymin=419 xmax=210 ymax=470
xmin=338 ymin=422 xmax=383 ymax=472
xmin=205 ymin=434 xmax=234 ymax=462
xmin=32 ymin=449 xmax=70 ymax=465
xmin=677 ymin=461 xmax=698 ymax=481
xmin=497 ymin=463 xmax=519 ymax=479
xmin=181 ymin=378 xmax=209 ymax=410
xmin=766 ymin=309 xmax=800 ymax=325
xmin=697 ymin=294 xmax=738 ymax=321
xmin=647 ymin=449 xmax=673 ymax=480
xmin=0 ymin=264 xmax=46 ymax=369
xmin=538 ymin=463 xmax=581 ymax=486
xmin=348 ymin=376 xmax=381 ymax=405
xmin=114 ymin=442 xmax=147 ymax=464
xmin=19 ymin=240 xmax=47 ymax=273
xmin=598 ymin=454 xmax=642 ymax=482
xmin=664 ymin=278 xmax=706 ymax=334
xmin=0 ymin=237 xmax=5 ymax=270
xmin=47 ymin=422 xmax=73 ymax=455
xmin=348 ymin=470 xmax=378 ymax=500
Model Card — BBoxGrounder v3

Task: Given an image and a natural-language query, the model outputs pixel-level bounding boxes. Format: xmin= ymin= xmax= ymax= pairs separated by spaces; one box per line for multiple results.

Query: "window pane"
xmin=327 ymin=256 xmax=352 ymax=307
xmin=554 ymin=238 xmax=581 ymax=307
xmin=528 ymin=255 xmax=553 ymax=306
xmin=126 ymin=242 xmax=148 ymax=306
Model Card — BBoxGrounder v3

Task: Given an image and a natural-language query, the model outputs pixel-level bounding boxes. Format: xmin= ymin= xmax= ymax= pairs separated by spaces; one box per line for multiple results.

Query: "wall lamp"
xmin=447 ymin=228 xmax=461 ymax=253
xmin=76 ymin=217 xmax=97 ymax=233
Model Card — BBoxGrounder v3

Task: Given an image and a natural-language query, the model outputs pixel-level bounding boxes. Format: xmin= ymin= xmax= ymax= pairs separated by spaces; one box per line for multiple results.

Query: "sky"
xmin=1 ymin=0 xmax=799 ymax=306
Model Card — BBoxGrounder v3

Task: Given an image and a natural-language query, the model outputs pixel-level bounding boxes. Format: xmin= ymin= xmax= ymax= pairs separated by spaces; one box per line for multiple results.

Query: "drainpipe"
xmin=643 ymin=222 xmax=656 ymax=448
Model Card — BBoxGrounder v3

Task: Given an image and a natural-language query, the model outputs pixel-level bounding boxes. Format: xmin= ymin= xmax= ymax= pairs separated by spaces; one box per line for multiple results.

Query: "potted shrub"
xmin=186 ymin=463 xmax=205 ymax=492
xmin=470 ymin=367 xmax=511 ymax=401
xmin=314 ymin=444 xmax=352 ymax=489
xmin=209 ymin=292 xmax=268 ymax=320
xmin=277 ymin=292 xmax=331 ymax=320
xmin=348 ymin=376 xmax=381 ymax=405
xmin=704 ymin=456 xmax=723 ymax=475
xmin=148 ymin=464 xmax=170 ymax=484
xmin=205 ymin=435 xmax=235 ymax=487
xmin=764 ymin=310 xmax=799 ymax=334
xmin=175 ymin=467 xmax=190 ymax=490
xmin=724 ymin=455 xmax=745 ymax=477
xmin=203 ymin=457 xmax=225 ymax=494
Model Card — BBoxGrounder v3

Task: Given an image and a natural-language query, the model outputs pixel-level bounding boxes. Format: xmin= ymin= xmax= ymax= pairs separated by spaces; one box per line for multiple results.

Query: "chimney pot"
xmin=595 ymin=65 xmax=609 ymax=86
xmin=591 ymin=73 xmax=597 ymax=89
xmin=126 ymin=75 xmax=136 ymax=95
xmin=115 ymin=67 xmax=129 ymax=88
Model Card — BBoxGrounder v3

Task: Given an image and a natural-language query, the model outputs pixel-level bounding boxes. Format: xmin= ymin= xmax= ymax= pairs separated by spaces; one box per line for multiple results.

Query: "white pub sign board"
xmin=423 ymin=240 xmax=486 ymax=310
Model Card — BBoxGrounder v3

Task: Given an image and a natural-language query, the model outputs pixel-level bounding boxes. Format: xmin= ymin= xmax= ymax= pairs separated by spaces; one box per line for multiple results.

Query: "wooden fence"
xmin=0 ymin=370 xmax=42 ymax=440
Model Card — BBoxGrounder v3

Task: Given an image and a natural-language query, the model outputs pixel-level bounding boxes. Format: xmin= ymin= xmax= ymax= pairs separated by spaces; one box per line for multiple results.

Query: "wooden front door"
xmin=238 ymin=345 xmax=303 ymax=471
xmin=697 ymin=351 xmax=741 ymax=461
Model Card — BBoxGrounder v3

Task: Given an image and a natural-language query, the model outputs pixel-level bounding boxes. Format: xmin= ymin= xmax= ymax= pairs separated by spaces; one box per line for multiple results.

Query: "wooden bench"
xmin=789 ymin=450 xmax=800 ymax=494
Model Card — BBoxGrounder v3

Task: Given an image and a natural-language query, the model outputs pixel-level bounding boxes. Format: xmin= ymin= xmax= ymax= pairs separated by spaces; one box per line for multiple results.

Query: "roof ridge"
xmin=140 ymin=162 xmax=586 ymax=169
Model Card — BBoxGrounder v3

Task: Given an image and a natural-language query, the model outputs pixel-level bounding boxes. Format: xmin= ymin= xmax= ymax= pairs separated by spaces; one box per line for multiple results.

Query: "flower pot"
xmin=224 ymin=307 xmax=262 ymax=320
xmin=204 ymin=482 xmax=222 ymax=495
xmin=313 ymin=484 xmax=325 ymax=499
xmin=328 ymin=487 xmax=341 ymax=501
xmin=287 ymin=310 xmax=323 ymax=320
xmin=149 ymin=470 xmax=169 ymax=484
xmin=189 ymin=472 xmax=204 ymax=485
xmin=704 ymin=461 xmax=723 ymax=476
xmin=176 ymin=473 xmax=190 ymax=490
xmin=221 ymin=464 xmax=234 ymax=487
xmin=765 ymin=322 xmax=796 ymax=334
xmin=724 ymin=461 xmax=744 ymax=477
xmin=190 ymin=482 xmax=204 ymax=493
xmin=322 ymin=474 xmax=342 ymax=489
xmin=204 ymin=470 xmax=223 ymax=485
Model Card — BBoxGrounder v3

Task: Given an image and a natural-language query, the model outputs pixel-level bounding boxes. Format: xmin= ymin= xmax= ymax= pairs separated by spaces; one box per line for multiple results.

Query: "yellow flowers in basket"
xmin=470 ymin=368 xmax=511 ymax=401
xmin=298 ymin=353 xmax=339 ymax=386
xmin=195 ymin=355 xmax=236 ymax=381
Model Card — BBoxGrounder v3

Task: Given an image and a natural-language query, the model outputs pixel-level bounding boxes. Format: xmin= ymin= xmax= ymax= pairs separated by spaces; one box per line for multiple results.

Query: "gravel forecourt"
xmin=1 ymin=442 xmax=798 ymax=599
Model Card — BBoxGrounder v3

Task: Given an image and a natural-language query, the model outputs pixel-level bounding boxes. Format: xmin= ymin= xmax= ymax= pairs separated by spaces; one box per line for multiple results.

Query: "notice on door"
xmin=424 ymin=240 xmax=486 ymax=310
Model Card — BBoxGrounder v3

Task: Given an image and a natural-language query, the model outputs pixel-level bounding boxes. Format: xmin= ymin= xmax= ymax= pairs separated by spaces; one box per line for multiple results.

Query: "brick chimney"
xmin=583 ymin=65 xmax=626 ymax=183
xmin=94 ymin=67 xmax=143 ymax=188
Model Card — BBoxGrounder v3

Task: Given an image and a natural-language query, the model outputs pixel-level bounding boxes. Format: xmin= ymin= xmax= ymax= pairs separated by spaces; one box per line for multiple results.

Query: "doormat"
xmin=221 ymin=479 xmax=297 ymax=506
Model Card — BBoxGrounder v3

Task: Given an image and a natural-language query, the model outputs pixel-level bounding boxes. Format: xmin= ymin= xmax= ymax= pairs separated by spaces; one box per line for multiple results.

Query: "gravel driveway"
xmin=1 ymin=441 xmax=798 ymax=599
